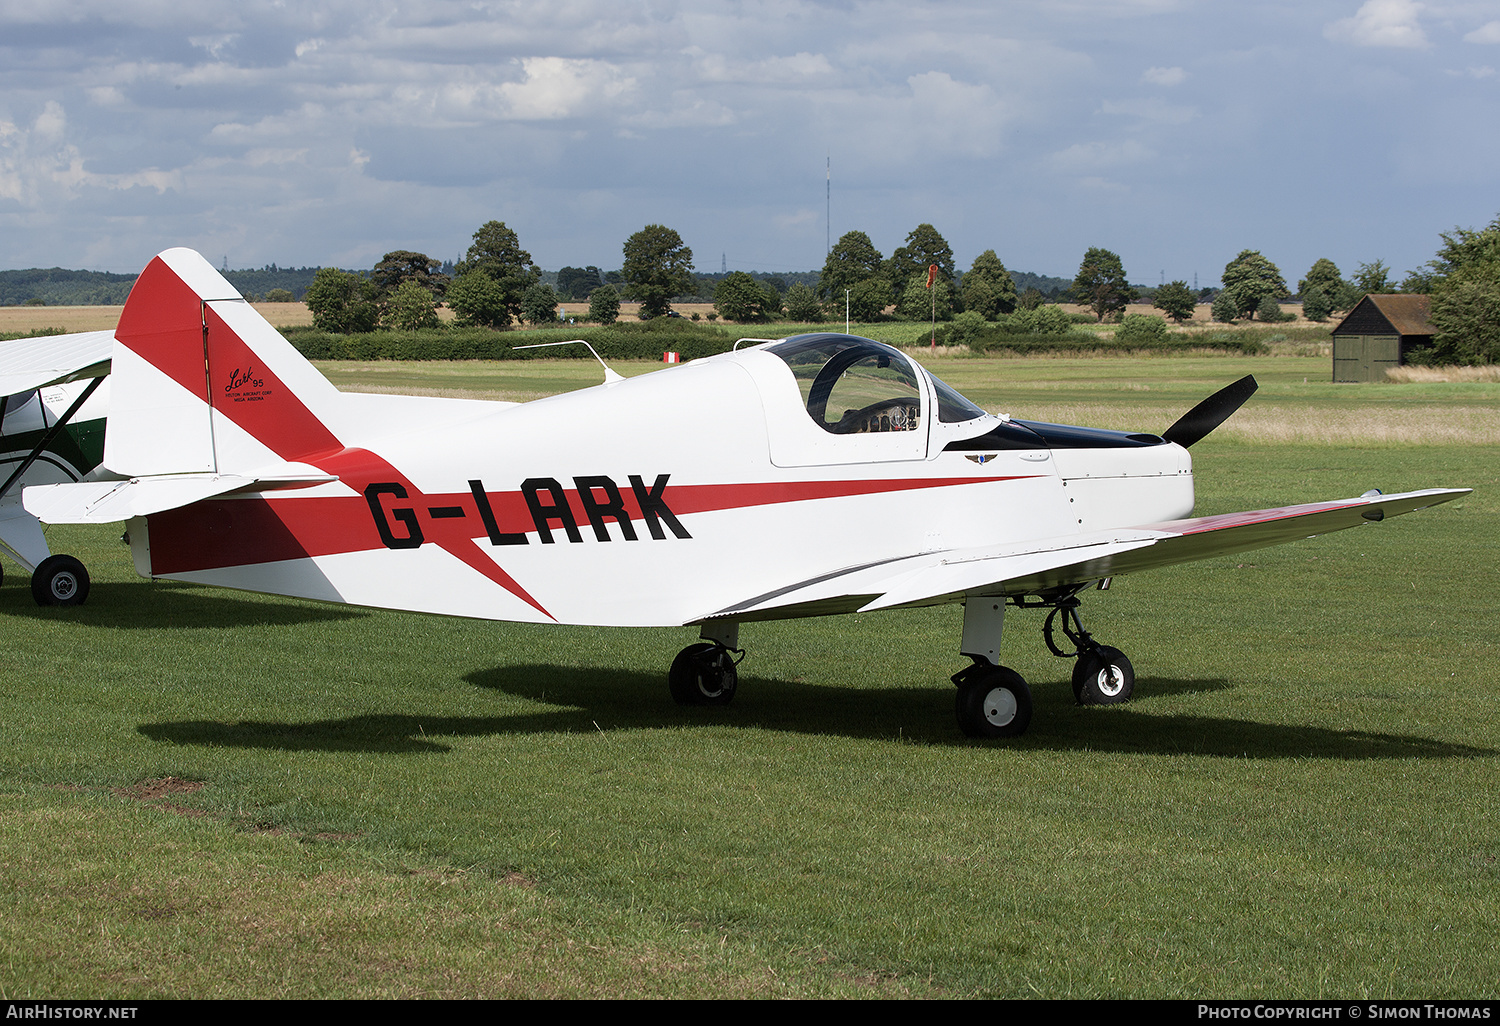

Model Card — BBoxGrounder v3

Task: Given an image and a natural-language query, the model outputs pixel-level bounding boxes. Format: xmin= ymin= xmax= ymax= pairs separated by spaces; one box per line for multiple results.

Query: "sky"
xmin=2 ymin=0 xmax=1499 ymax=287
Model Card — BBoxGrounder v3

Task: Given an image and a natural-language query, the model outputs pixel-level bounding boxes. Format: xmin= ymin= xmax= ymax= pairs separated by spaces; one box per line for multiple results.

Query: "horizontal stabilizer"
xmin=0 ymin=330 xmax=114 ymax=395
xmin=24 ymin=466 xmax=336 ymax=524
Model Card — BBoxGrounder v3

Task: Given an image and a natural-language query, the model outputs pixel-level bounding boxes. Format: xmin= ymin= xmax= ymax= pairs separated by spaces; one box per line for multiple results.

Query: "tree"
xmin=1210 ymin=290 xmax=1239 ymax=323
xmin=456 ymin=221 xmax=539 ymax=324
xmin=714 ymin=271 xmax=769 ymax=323
xmin=1302 ymin=288 xmax=1334 ymax=322
xmin=761 ymin=280 xmax=783 ymax=318
xmin=885 ymin=224 xmax=955 ymax=298
xmin=1219 ymin=250 xmax=1289 ymax=319
xmin=264 ymin=288 xmax=296 ymax=303
xmin=846 ymin=277 xmax=893 ymax=322
xmin=621 ymin=224 xmax=695 ymax=320
xmin=1152 ymin=280 xmax=1196 ymax=323
xmin=382 ymin=279 xmax=441 ymax=330
xmin=1430 ymin=266 xmax=1500 ymax=364
xmin=1072 ymin=248 xmax=1135 ymax=322
xmin=1353 ymin=259 xmax=1392 ymax=296
xmin=587 ymin=284 xmax=621 ymax=326
xmin=521 ymin=282 xmax=559 ymax=326
xmin=961 ymin=250 xmax=1018 ymax=319
xmin=1299 ymin=258 xmax=1344 ymax=301
xmin=784 ymin=282 xmax=823 ymax=322
xmin=1115 ymin=313 xmax=1167 ymax=345
xmin=817 ymin=231 xmax=884 ymax=301
xmin=896 ymin=273 xmax=953 ymax=321
xmin=1421 ymin=214 xmax=1500 ymax=364
xmin=447 ymin=271 xmax=510 ymax=328
xmin=1009 ymin=304 xmax=1071 ymax=335
xmin=1255 ymin=294 xmax=1291 ymax=323
xmin=304 ymin=268 xmax=379 ymax=334
xmin=371 ymin=250 xmax=448 ymax=299
xmin=556 ymin=266 xmax=601 ymax=300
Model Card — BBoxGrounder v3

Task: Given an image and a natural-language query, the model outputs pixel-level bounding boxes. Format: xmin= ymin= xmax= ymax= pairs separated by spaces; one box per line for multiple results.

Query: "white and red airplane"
xmin=23 ymin=249 xmax=1468 ymax=737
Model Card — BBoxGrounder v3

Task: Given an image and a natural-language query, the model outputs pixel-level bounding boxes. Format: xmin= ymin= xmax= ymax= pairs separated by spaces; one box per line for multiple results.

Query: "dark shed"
xmin=1330 ymin=294 xmax=1434 ymax=382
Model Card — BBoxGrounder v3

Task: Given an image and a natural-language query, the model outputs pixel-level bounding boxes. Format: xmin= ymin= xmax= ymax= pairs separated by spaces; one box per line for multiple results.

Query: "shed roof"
xmin=1332 ymin=294 xmax=1434 ymax=337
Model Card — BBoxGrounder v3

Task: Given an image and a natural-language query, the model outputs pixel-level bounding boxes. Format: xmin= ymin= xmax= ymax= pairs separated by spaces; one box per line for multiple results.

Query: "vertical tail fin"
xmin=106 ymin=248 xmax=346 ymax=477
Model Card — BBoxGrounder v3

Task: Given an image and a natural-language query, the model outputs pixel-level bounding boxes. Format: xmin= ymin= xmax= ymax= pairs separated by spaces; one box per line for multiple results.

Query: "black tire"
xmin=668 ymin=643 xmax=738 ymax=706
xmin=1072 ymin=646 xmax=1134 ymax=705
xmin=32 ymin=554 xmax=90 ymax=607
xmin=955 ymin=665 xmax=1032 ymax=738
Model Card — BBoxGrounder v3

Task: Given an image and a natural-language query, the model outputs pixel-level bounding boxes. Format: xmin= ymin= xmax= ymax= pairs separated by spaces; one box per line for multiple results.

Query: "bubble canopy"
xmin=764 ymin=333 xmax=985 ymax=435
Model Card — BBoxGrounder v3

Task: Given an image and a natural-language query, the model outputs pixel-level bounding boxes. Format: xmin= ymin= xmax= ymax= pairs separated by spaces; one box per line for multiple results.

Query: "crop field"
xmin=1 ymin=352 xmax=1496 ymax=999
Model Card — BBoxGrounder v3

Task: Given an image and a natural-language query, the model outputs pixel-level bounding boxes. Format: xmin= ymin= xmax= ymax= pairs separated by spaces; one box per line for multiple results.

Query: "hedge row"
xmin=281 ymin=322 xmax=767 ymax=362
xmin=279 ymin=322 xmax=1272 ymax=362
xmin=949 ymin=327 xmax=1269 ymax=356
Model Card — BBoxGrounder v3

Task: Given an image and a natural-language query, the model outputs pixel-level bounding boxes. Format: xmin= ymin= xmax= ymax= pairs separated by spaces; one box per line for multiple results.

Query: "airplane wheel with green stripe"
xmin=32 ymin=555 xmax=89 ymax=607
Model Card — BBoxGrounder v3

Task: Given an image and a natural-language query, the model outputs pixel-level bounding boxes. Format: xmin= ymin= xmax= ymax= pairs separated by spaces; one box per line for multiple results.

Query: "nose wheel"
xmin=1072 ymin=645 xmax=1135 ymax=704
xmin=1040 ymin=594 xmax=1135 ymax=705
xmin=668 ymin=642 xmax=741 ymax=706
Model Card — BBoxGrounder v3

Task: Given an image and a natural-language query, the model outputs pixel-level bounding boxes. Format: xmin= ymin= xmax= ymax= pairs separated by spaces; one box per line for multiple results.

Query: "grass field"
xmin=2 ymin=353 xmax=1496 ymax=999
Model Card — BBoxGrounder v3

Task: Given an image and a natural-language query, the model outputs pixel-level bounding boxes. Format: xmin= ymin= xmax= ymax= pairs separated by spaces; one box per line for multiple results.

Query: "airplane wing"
xmin=0 ymin=330 xmax=114 ymax=395
xmin=703 ymin=487 xmax=1470 ymax=624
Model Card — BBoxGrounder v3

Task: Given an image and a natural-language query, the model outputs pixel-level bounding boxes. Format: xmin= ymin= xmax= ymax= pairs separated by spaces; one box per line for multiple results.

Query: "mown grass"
xmin=2 ymin=353 xmax=1495 ymax=998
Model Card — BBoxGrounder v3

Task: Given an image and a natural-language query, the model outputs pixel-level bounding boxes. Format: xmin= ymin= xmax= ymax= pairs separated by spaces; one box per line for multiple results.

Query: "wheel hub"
xmin=982 ymin=687 xmax=1017 ymax=727
xmin=1095 ymin=665 xmax=1126 ymax=698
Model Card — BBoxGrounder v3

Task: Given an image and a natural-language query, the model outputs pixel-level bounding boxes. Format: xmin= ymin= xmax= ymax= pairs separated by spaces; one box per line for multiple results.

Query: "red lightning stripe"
xmin=147 ymin=475 xmax=1035 ymax=576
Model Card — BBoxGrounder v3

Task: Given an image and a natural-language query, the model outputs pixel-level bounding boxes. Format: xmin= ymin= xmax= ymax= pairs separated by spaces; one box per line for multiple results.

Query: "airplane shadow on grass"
xmin=138 ymin=663 xmax=1494 ymax=761
xmin=0 ymin=581 xmax=369 ymax=629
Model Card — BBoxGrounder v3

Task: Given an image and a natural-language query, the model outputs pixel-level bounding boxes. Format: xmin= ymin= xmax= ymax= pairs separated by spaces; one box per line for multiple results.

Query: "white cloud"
xmin=1325 ymin=0 xmax=1430 ymax=49
xmin=1141 ymin=66 xmax=1187 ymax=86
xmin=1464 ymin=20 xmax=1500 ymax=43
xmin=491 ymin=57 xmax=633 ymax=120
xmin=0 ymin=102 xmax=181 ymax=207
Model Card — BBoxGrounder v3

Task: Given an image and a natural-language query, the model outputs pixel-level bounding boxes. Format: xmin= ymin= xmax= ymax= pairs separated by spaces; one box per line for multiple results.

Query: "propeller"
xmin=1162 ymin=375 xmax=1258 ymax=448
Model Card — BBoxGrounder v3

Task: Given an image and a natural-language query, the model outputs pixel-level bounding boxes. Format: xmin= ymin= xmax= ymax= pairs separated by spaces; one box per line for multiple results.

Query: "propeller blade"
xmin=1162 ymin=375 xmax=1258 ymax=448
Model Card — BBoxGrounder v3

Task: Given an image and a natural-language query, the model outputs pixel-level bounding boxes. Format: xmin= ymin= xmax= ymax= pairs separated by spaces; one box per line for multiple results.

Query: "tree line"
xmin=306 ymin=212 xmax=1500 ymax=365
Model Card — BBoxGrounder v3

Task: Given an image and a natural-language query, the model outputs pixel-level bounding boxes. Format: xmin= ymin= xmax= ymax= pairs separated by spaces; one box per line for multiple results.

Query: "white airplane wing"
xmin=0 ymin=330 xmax=114 ymax=395
xmin=703 ymin=488 xmax=1470 ymax=623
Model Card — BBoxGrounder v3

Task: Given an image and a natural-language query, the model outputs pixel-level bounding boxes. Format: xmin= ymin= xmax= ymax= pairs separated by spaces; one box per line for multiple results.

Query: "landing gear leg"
xmin=669 ymin=621 xmax=743 ymax=706
xmin=953 ymin=597 xmax=1034 ymax=738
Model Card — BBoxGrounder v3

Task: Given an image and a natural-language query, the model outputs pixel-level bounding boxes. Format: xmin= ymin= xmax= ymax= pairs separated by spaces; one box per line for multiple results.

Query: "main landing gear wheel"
xmin=668 ymin=642 xmax=739 ymax=706
xmin=32 ymin=554 xmax=90 ymax=607
xmin=1072 ymin=646 xmax=1135 ymax=705
xmin=953 ymin=663 xmax=1033 ymax=739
